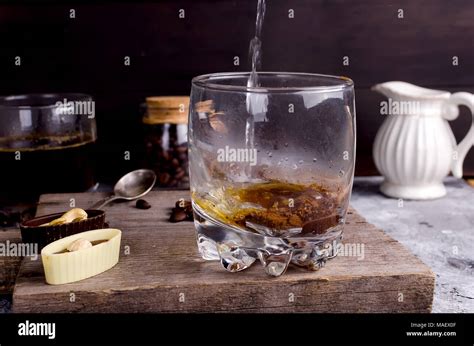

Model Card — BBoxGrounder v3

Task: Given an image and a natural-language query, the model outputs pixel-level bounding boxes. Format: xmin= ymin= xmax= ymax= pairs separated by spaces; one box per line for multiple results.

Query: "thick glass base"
xmin=193 ymin=205 xmax=343 ymax=277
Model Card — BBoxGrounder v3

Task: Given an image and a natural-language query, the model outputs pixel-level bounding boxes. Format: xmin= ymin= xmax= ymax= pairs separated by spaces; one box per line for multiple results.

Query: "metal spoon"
xmin=91 ymin=169 xmax=157 ymax=209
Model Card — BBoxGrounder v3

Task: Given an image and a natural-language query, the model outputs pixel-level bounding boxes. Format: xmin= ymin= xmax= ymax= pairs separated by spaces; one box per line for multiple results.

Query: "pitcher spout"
xmin=372 ymin=81 xmax=450 ymax=101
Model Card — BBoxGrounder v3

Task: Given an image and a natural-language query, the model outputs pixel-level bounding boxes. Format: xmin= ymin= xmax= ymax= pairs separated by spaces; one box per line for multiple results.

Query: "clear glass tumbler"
xmin=188 ymin=72 xmax=355 ymax=276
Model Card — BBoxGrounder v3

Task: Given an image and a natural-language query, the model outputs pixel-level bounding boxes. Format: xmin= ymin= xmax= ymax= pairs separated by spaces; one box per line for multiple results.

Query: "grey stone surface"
xmin=1 ymin=177 xmax=472 ymax=313
xmin=351 ymin=177 xmax=474 ymax=313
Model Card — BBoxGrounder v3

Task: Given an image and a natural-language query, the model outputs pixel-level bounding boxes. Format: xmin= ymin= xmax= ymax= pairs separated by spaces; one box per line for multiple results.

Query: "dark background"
xmin=1 ymin=0 xmax=473 ymax=183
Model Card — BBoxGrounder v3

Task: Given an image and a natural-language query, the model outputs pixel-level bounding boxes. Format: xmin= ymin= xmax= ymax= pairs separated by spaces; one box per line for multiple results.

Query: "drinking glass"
xmin=188 ymin=72 xmax=355 ymax=276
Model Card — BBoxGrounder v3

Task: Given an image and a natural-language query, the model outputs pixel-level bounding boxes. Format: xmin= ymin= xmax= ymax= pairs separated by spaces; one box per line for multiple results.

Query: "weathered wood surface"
xmin=13 ymin=191 xmax=434 ymax=313
xmin=0 ymin=228 xmax=22 ymax=294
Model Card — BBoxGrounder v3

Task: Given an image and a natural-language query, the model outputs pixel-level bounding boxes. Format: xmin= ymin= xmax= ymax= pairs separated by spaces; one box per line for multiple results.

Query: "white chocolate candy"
xmin=41 ymin=229 xmax=122 ymax=285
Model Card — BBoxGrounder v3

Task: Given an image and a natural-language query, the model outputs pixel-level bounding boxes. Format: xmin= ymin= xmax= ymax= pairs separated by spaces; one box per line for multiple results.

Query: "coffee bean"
xmin=184 ymin=208 xmax=193 ymax=219
xmin=175 ymin=170 xmax=185 ymax=180
xmin=170 ymin=199 xmax=193 ymax=222
xmin=136 ymin=199 xmax=151 ymax=210
xmin=175 ymin=199 xmax=191 ymax=208
xmin=159 ymin=172 xmax=171 ymax=185
xmin=170 ymin=209 xmax=187 ymax=222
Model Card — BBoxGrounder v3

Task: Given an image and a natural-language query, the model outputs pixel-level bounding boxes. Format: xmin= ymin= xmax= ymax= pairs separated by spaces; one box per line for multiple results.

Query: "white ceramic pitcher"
xmin=372 ymin=81 xmax=474 ymax=200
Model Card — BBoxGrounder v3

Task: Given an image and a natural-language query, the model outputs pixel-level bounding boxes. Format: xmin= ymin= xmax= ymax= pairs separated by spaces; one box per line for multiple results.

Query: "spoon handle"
xmin=90 ymin=196 xmax=120 ymax=210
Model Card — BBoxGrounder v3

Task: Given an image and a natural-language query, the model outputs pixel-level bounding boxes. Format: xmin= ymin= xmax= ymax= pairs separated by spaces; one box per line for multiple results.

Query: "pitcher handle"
xmin=444 ymin=92 xmax=474 ymax=178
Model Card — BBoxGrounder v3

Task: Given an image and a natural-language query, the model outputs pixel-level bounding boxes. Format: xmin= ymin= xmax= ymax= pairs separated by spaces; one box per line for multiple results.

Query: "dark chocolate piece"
xmin=20 ymin=209 xmax=106 ymax=250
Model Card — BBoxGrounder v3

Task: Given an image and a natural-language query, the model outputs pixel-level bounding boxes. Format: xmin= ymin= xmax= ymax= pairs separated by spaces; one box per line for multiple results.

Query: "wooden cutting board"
xmin=0 ymin=228 xmax=23 ymax=294
xmin=12 ymin=191 xmax=434 ymax=313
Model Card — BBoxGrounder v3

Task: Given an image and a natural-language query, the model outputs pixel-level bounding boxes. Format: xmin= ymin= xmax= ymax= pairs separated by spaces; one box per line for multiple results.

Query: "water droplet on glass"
xmin=284 ymin=157 xmax=289 ymax=161
xmin=298 ymin=160 xmax=304 ymax=165
xmin=268 ymin=152 xmax=272 ymax=157
xmin=284 ymin=143 xmax=289 ymax=147
xmin=313 ymin=158 xmax=317 ymax=162
xmin=293 ymin=164 xmax=298 ymax=170
xmin=338 ymin=169 xmax=345 ymax=177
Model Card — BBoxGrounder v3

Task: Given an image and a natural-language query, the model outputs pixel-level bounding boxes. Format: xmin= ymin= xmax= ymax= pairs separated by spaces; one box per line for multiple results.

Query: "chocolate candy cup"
xmin=20 ymin=209 xmax=105 ymax=249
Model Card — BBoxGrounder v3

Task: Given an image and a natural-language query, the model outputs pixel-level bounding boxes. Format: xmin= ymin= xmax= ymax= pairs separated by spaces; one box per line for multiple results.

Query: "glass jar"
xmin=0 ymin=93 xmax=97 ymax=203
xmin=142 ymin=96 xmax=189 ymax=189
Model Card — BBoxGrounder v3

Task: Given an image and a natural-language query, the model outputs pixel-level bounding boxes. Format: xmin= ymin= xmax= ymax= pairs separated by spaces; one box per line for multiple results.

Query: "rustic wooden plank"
xmin=13 ymin=191 xmax=434 ymax=313
xmin=0 ymin=228 xmax=23 ymax=294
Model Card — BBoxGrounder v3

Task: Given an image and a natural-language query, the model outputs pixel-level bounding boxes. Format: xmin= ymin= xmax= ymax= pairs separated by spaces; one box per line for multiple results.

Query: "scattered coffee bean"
xmin=175 ymin=199 xmax=191 ymax=209
xmin=136 ymin=199 xmax=151 ymax=210
xmin=170 ymin=209 xmax=187 ymax=222
xmin=170 ymin=199 xmax=193 ymax=222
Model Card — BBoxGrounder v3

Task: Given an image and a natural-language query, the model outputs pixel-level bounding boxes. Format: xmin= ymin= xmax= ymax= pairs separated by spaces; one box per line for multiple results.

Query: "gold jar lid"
xmin=143 ymin=96 xmax=190 ymax=125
